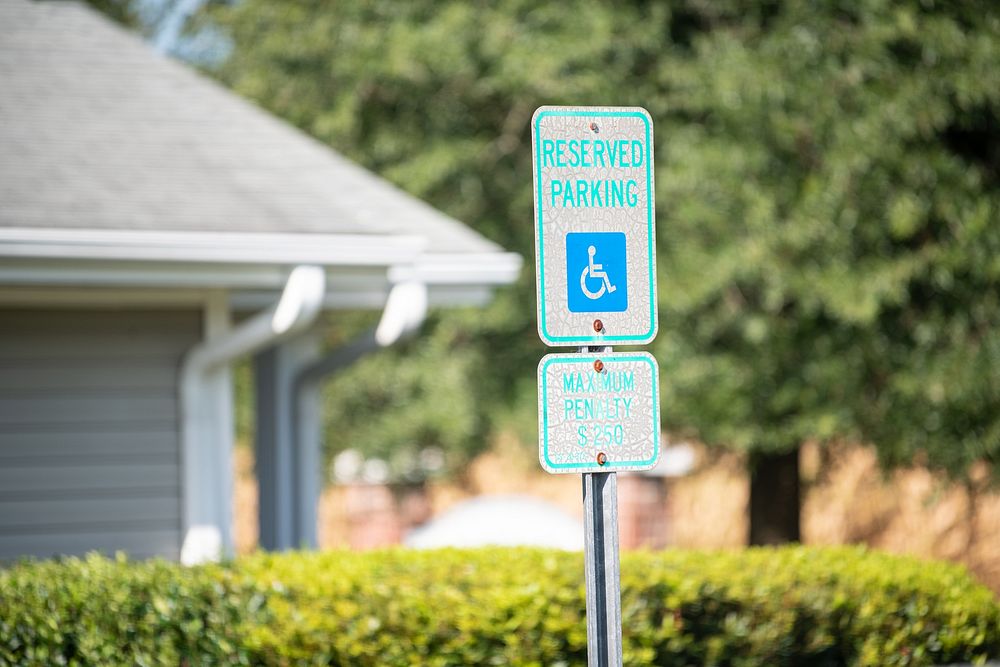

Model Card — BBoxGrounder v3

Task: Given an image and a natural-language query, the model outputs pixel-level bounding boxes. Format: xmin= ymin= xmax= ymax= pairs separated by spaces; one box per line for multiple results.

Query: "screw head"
xmin=589 ymin=122 xmax=599 ymax=133
xmin=596 ymin=452 xmax=608 ymax=466
xmin=593 ymin=319 xmax=604 ymax=333
xmin=593 ymin=359 xmax=604 ymax=373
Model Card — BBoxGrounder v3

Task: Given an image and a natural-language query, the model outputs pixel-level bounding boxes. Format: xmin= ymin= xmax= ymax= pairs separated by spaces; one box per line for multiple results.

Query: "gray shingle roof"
xmin=0 ymin=0 xmax=503 ymax=257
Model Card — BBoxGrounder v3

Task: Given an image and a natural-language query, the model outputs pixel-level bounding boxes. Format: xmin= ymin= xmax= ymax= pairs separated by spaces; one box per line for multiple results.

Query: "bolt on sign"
xmin=531 ymin=106 xmax=657 ymax=347
xmin=537 ymin=351 xmax=660 ymax=474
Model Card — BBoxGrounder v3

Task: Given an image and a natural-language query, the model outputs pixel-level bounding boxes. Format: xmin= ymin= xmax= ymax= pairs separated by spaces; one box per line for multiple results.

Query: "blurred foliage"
xmin=649 ymin=1 xmax=1000 ymax=480
xmin=85 ymin=0 xmax=141 ymax=28
xmin=321 ymin=312 xmax=486 ymax=471
xmin=2 ymin=546 xmax=999 ymax=666
xmin=95 ymin=0 xmax=1000 ymax=480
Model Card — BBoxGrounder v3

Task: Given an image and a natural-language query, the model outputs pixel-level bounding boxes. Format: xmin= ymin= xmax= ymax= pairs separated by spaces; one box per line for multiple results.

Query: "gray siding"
xmin=0 ymin=308 xmax=200 ymax=560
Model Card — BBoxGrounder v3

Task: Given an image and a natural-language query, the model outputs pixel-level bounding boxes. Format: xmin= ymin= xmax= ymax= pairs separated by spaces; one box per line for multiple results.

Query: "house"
xmin=0 ymin=0 xmax=521 ymax=562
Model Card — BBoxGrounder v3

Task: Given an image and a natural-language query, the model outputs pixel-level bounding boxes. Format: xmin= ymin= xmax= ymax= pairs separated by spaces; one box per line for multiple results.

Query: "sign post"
xmin=531 ymin=106 xmax=659 ymax=667
xmin=583 ymin=466 xmax=622 ymax=666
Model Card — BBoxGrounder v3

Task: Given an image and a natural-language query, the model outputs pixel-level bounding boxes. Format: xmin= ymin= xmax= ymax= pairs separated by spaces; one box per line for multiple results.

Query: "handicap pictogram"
xmin=565 ymin=232 xmax=628 ymax=314
xmin=580 ymin=245 xmax=618 ymax=300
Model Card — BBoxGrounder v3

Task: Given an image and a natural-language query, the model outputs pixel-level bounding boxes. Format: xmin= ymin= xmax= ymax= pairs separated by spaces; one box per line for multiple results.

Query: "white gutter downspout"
xmin=297 ymin=280 xmax=428 ymax=388
xmin=375 ymin=280 xmax=430 ymax=348
xmin=282 ymin=280 xmax=427 ymax=550
xmin=180 ymin=265 xmax=326 ymax=564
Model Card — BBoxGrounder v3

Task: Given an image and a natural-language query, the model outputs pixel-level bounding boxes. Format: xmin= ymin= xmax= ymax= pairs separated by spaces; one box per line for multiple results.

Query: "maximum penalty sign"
xmin=538 ymin=351 xmax=661 ymax=474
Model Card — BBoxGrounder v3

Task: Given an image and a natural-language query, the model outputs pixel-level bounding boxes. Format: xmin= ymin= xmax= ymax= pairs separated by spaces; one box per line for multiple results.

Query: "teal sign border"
xmin=539 ymin=353 xmax=660 ymax=471
xmin=534 ymin=109 xmax=657 ymax=346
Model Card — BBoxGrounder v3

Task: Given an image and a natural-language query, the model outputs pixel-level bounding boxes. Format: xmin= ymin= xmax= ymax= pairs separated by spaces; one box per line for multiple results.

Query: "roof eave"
xmin=0 ymin=230 xmax=523 ymax=309
xmin=0 ymin=227 xmax=426 ymax=266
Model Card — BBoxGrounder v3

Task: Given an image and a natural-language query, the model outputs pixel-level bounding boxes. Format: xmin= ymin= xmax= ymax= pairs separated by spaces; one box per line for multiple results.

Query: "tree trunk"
xmin=749 ymin=448 xmax=801 ymax=545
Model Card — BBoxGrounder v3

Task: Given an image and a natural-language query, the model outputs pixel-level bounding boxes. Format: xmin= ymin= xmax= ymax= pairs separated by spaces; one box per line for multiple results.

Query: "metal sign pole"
xmin=583 ymin=471 xmax=623 ymax=666
xmin=531 ymin=107 xmax=656 ymax=667
xmin=580 ymin=346 xmax=623 ymax=667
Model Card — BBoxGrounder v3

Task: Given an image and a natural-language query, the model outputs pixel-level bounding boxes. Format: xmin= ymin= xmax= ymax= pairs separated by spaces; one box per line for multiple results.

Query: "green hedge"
xmin=1 ymin=547 xmax=997 ymax=666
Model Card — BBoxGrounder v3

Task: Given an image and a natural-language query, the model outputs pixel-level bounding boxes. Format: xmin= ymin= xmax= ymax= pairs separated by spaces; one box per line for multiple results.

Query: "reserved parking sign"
xmin=531 ymin=106 xmax=657 ymax=347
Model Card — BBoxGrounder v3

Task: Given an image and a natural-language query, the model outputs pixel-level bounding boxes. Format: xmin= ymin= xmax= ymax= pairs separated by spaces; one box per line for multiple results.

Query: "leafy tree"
xmin=99 ymin=0 xmax=1000 ymax=539
xmin=652 ymin=1 xmax=1000 ymax=541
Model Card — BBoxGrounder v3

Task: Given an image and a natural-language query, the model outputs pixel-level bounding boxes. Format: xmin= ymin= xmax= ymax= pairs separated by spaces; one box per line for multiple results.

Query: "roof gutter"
xmin=0 ymin=227 xmax=425 ymax=266
xmin=179 ymin=265 xmax=326 ymax=564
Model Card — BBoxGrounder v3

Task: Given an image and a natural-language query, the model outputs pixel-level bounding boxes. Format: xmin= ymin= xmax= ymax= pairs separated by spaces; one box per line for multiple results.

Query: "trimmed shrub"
xmin=0 ymin=553 xmax=258 ymax=666
xmin=1 ymin=547 xmax=997 ymax=666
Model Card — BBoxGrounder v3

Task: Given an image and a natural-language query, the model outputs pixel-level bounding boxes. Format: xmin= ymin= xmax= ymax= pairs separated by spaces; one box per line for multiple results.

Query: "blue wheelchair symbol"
xmin=566 ymin=232 xmax=628 ymax=313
